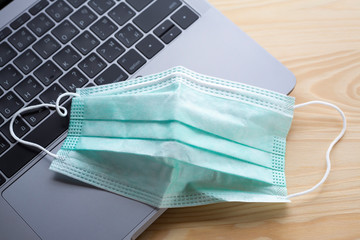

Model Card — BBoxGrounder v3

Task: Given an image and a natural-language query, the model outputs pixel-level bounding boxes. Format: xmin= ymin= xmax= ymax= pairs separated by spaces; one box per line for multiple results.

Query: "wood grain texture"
xmin=139 ymin=1 xmax=360 ymax=239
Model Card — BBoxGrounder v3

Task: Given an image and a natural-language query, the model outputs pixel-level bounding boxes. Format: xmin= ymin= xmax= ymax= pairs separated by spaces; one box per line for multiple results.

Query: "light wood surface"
xmin=139 ymin=1 xmax=360 ymax=239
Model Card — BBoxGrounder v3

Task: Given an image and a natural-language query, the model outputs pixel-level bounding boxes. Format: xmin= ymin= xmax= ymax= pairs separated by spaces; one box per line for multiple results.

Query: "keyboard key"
xmin=72 ymin=31 xmax=99 ymax=55
xmin=27 ymin=13 xmax=55 ymax=37
xmin=40 ymin=83 xmax=66 ymax=105
xmin=154 ymin=20 xmax=174 ymax=37
xmin=97 ymin=38 xmax=125 ymax=62
xmin=136 ymin=34 xmax=164 ymax=59
xmin=22 ymin=99 xmax=51 ymax=127
xmin=90 ymin=16 xmax=118 ymax=40
xmin=0 ymin=65 xmax=22 ymax=90
xmin=88 ymin=0 xmax=115 ymax=15
xmin=118 ymin=49 xmax=146 ymax=74
xmin=0 ymin=103 xmax=71 ymax=178
xmin=34 ymin=61 xmax=62 ymax=86
xmin=52 ymin=20 xmax=79 ymax=44
xmin=53 ymin=45 xmax=81 ymax=70
xmin=94 ymin=64 xmax=128 ymax=85
xmin=33 ymin=34 xmax=61 ymax=59
xmin=29 ymin=0 xmax=49 ymax=15
xmin=133 ymin=0 xmax=181 ymax=33
xmin=0 ymin=173 xmax=5 ymax=186
xmin=115 ymin=23 xmax=143 ymax=48
xmin=78 ymin=53 xmax=106 ymax=78
xmin=160 ymin=25 xmax=181 ymax=44
xmin=70 ymin=6 xmax=97 ymax=29
xmin=171 ymin=6 xmax=199 ymax=30
xmin=0 ymin=118 xmax=30 ymax=143
xmin=46 ymin=0 xmax=73 ymax=22
xmin=67 ymin=0 xmax=86 ymax=8
xmin=14 ymin=49 xmax=42 ymax=74
xmin=0 ymin=92 xmax=24 ymax=118
xmin=0 ymin=135 xmax=10 ymax=155
xmin=0 ymin=27 xmax=11 ymax=41
xmin=126 ymin=0 xmax=153 ymax=11
xmin=8 ymin=28 xmax=36 ymax=51
xmin=10 ymin=13 xmax=30 ymax=30
xmin=59 ymin=68 xmax=88 ymax=92
xmin=14 ymin=76 xmax=44 ymax=102
xmin=108 ymin=2 xmax=135 ymax=26
xmin=85 ymin=83 xmax=95 ymax=88
xmin=0 ymin=42 xmax=17 ymax=67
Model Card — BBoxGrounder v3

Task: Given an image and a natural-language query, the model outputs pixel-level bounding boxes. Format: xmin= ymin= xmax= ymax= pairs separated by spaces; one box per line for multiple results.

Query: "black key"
xmin=67 ymin=0 xmax=86 ymax=8
xmin=171 ymin=6 xmax=199 ymax=30
xmin=27 ymin=13 xmax=55 ymax=37
xmin=94 ymin=64 xmax=128 ymax=85
xmin=0 ymin=92 xmax=24 ymax=118
xmin=133 ymin=0 xmax=181 ymax=33
xmin=126 ymin=0 xmax=153 ymax=11
xmin=0 ymin=89 xmax=3 ymax=97
xmin=118 ymin=49 xmax=146 ymax=74
xmin=33 ymin=34 xmax=61 ymax=59
xmin=115 ymin=23 xmax=143 ymax=48
xmin=46 ymin=0 xmax=73 ymax=22
xmin=29 ymin=0 xmax=50 ymax=15
xmin=52 ymin=20 xmax=79 ymax=44
xmin=0 ymin=27 xmax=11 ymax=41
xmin=59 ymin=68 xmax=88 ymax=92
xmin=0 ymin=135 xmax=10 ymax=155
xmin=160 ymin=25 xmax=181 ymax=44
xmin=0 ymin=103 xmax=71 ymax=178
xmin=22 ymin=99 xmax=51 ymax=127
xmin=0 ymin=65 xmax=22 ymax=90
xmin=136 ymin=34 xmax=164 ymax=59
xmin=70 ymin=6 xmax=97 ymax=29
xmin=40 ymin=83 xmax=66 ymax=104
xmin=0 ymin=118 xmax=30 ymax=143
xmin=97 ymin=38 xmax=125 ymax=62
xmin=90 ymin=16 xmax=118 ymax=40
xmin=72 ymin=31 xmax=99 ymax=55
xmin=8 ymin=28 xmax=36 ymax=51
xmin=34 ymin=61 xmax=62 ymax=86
xmin=53 ymin=45 xmax=81 ymax=70
xmin=14 ymin=76 xmax=44 ymax=102
xmin=13 ymin=49 xmax=42 ymax=74
xmin=154 ymin=20 xmax=174 ymax=37
xmin=85 ymin=83 xmax=95 ymax=88
xmin=10 ymin=13 xmax=30 ymax=30
xmin=88 ymin=0 xmax=115 ymax=15
xmin=0 ymin=43 xmax=17 ymax=67
xmin=78 ymin=53 xmax=106 ymax=78
xmin=108 ymin=2 xmax=135 ymax=26
xmin=0 ymin=173 xmax=5 ymax=186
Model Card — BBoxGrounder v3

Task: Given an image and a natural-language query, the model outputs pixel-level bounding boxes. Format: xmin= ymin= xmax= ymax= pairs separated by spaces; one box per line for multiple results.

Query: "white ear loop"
xmin=287 ymin=101 xmax=347 ymax=199
xmin=9 ymin=92 xmax=80 ymax=159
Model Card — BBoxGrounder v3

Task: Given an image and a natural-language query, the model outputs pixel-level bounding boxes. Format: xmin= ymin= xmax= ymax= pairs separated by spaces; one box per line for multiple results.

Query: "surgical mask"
xmin=10 ymin=66 xmax=346 ymax=208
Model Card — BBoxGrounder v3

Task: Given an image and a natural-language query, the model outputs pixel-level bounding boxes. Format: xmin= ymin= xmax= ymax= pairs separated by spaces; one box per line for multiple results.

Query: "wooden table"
xmin=139 ymin=1 xmax=360 ymax=239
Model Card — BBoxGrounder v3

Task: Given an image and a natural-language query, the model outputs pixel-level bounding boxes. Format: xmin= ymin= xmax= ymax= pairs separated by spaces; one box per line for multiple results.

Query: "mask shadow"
xmin=150 ymin=202 xmax=288 ymax=227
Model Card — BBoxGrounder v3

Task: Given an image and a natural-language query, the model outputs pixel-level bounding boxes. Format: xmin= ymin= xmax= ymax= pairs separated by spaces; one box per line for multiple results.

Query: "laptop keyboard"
xmin=0 ymin=0 xmax=199 ymax=184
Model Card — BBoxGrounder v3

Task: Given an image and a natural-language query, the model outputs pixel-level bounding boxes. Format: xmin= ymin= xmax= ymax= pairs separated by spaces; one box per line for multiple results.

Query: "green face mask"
xmin=10 ymin=67 xmax=346 ymax=208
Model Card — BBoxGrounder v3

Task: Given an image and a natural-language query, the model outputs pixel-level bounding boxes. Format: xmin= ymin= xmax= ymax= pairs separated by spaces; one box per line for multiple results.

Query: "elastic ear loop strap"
xmin=9 ymin=92 xmax=80 ymax=159
xmin=287 ymin=101 xmax=347 ymax=199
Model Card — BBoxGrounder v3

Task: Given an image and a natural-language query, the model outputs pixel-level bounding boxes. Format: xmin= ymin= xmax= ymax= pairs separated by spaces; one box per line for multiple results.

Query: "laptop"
xmin=0 ymin=0 xmax=296 ymax=239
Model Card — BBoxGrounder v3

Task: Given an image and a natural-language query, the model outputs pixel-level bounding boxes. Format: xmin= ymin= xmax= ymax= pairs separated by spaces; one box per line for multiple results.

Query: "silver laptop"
xmin=0 ymin=0 xmax=296 ymax=239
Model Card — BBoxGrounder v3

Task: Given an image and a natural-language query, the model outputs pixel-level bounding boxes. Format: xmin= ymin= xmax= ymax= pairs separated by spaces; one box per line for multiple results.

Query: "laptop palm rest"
xmin=3 ymin=156 xmax=157 ymax=240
